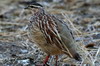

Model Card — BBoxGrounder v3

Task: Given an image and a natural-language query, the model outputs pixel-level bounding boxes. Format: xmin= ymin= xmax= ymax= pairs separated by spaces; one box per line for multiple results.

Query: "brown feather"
xmin=28 ymin=8 xmax=81 ymax=61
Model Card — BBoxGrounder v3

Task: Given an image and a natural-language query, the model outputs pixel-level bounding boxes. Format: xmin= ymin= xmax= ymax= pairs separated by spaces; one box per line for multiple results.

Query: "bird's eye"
xmin=29 ymin=5 xmax=38 ymax=8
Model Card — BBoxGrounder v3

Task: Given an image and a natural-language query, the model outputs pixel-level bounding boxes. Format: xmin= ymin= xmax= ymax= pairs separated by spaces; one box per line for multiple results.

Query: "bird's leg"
xmin=36 ymin=55 xmax=50 ymax=66
xmin=43 ymin=55 xmax=50 ymax=65
xmin=55 ymin=55 xmax=58 ymax=66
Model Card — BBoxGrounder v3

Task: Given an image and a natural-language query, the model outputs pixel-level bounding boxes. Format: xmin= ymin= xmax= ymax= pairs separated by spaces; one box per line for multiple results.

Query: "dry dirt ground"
xmin=0 ymin=0 xmax=100 ymax=66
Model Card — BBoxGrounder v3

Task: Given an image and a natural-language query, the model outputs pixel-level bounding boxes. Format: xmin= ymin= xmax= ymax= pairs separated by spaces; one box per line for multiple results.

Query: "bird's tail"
xmin=68 ymin=48 xmax=82 ymax=61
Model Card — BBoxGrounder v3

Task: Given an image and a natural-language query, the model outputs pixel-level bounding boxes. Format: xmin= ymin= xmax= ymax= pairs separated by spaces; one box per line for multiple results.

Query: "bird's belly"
xmin=30 ymin=27 xmax=63 ymax=55
xmin=42 ymin=44 xmax=63 ymax=55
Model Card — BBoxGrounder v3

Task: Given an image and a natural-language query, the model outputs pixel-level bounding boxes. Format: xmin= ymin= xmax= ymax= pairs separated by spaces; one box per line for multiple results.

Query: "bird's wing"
xmin=51 ymin=15 xmax=75 ymax=56
xmin=51 ymin=15 xmax=81 ymax=61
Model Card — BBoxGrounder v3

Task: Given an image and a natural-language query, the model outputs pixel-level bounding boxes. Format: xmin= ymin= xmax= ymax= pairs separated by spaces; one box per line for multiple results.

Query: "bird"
xmin=25 ymin=2 xmax=81 ymax=65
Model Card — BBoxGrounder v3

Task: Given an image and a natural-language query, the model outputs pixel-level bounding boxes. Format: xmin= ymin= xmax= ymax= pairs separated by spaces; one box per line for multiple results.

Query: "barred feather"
xmin=28 ymin=8 xmax=81 ymax=61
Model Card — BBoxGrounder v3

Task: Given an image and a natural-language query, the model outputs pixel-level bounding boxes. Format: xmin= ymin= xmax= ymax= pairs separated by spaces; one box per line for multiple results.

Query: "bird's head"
xmin=25 ymin=2 xmax=43 ymax=13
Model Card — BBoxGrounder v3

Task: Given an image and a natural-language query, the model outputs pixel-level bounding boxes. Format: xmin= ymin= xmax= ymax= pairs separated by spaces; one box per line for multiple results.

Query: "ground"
xmin=0 ymin=0 xmax=100 ymax=66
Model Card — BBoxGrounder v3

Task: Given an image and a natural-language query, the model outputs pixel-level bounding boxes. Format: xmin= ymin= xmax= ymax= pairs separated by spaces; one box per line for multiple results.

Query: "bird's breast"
xmin=29 ymin=26 xmax=63 ymax=55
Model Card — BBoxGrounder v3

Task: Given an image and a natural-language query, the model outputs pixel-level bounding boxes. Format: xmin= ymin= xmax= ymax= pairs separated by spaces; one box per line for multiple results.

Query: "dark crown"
xmin=24 ymin=1 xmax=43 ymax=9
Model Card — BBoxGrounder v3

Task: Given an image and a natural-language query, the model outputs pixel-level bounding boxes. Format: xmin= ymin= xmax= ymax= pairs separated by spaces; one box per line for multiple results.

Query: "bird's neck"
xmin=33 ymin=8 xmax=45 ymax=17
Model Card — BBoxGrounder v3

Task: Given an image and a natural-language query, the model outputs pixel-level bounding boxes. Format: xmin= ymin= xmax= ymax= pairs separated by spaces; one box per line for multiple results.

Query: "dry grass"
xmin=0 ymin=0 xmax=100 ymax=66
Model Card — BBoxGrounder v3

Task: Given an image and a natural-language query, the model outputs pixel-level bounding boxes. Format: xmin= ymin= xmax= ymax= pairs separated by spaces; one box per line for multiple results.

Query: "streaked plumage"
xmin=26 ymin=3 xmax=81 ymax=61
